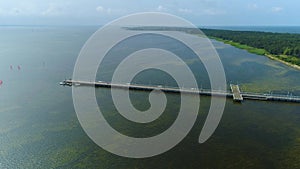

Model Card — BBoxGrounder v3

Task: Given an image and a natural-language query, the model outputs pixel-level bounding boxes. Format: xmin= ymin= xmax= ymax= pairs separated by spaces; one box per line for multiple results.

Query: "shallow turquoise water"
xmin=0 ymin=26 xmax=300 ymax=169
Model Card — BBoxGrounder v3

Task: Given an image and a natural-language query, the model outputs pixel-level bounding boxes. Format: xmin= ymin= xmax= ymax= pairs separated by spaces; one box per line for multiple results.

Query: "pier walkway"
xmin=61 ymin=80 xmax=300 ymax=103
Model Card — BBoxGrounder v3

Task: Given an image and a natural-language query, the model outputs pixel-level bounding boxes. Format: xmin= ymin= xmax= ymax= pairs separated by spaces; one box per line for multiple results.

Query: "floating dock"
xmin=61 ymin=80 xmax=300 ymax=103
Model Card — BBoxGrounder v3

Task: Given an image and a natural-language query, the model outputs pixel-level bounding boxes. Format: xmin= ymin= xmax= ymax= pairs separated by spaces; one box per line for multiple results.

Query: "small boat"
xmin=59 ymin=82 xmax=65 ymax=85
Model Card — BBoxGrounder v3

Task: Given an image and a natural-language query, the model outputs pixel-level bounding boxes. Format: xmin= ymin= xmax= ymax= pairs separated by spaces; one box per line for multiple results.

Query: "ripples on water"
xmin=0 ymin=26 xmax=300 ymax=168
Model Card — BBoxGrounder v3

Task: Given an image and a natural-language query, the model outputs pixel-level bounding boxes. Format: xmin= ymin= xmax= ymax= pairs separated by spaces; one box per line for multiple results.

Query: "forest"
xmin=201 ymin=29 xmax=300 ymax=65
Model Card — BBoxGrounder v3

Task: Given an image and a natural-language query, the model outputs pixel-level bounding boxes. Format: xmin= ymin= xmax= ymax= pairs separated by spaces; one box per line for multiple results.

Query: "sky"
xmin=0 ymin=0 xmax=299 ymax=26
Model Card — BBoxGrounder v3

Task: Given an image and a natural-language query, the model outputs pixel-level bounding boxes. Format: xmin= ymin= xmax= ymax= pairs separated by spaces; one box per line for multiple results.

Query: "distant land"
xmin=201 ymin=29 xmax=300 ymax=69
xmin=201 ymin=26 xmax=300 ymax=34
xmin=127 ymin=26 xmax=300 ymax=70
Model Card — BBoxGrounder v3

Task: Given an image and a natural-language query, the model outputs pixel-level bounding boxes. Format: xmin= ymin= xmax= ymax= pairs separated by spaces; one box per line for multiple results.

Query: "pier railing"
xmin=60 ymin=80 xmax=300 ymax=103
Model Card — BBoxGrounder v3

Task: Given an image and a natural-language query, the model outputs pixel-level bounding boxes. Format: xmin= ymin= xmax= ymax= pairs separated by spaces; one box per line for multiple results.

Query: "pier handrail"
xmin=61 ymin=80 xmax=300 ymax=103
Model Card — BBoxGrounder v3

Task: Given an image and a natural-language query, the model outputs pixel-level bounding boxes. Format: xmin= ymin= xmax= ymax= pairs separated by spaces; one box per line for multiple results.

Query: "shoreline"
xmin=209 ymin=36 xmax=300 ymax=71
xmin=265 ymin=54 xmax=300 ymax=70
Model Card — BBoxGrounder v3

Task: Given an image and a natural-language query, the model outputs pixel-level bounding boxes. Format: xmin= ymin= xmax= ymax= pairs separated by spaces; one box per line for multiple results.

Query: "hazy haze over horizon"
xmin=0 ymin=0 xmax=299 ymax=26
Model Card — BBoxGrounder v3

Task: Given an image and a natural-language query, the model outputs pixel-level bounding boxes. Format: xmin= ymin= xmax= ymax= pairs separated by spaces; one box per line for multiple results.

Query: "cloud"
xmin=96 ymin=6 xmax=112 ymax=14
xmin=42 ymin=4 xmax=63 ymax=16
xmin=157 ymin=5 xmax=167 ymax=12
xmin=178 ymin=8 xmax=193 ymax=13
xmin=96 ymin=6 xmax=104 ymax=12
xmin=203 ymin=8 xmax=225 ymax=15
xmin=0 ymin=5 xmax=37 ymax=16
xmin=248 ymin=3 xmax=258 ymax=10
xmin=107 ymin=8 xmax=112 ymax=14
xmin=0 ymin=7 xmax=32 ymax=16
xmin=12 ymin=8 xmax=21 ymax=15
xmin=271 ymin=7 xmax=283 ymax=12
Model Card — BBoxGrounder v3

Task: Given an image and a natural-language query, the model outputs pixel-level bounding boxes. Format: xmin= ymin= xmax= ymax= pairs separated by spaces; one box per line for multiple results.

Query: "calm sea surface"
xmin=0 ymin=26 xmax=300 ymax=169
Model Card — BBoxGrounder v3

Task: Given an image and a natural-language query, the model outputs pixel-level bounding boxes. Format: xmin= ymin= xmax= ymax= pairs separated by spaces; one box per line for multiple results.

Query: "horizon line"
xmin=0 ymin=24 xmax=300 ymax=27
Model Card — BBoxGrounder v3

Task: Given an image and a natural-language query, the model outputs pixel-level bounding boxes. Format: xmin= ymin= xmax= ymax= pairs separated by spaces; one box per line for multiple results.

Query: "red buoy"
xmin=0 ymin=80 xmax=3 ymax=85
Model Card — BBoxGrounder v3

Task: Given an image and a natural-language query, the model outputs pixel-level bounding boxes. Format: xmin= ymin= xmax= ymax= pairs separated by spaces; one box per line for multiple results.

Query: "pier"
xmin=60 ymin=80 xmax=300 ymax=103
xmin=230 ymin=84 xmax=243 ymax=101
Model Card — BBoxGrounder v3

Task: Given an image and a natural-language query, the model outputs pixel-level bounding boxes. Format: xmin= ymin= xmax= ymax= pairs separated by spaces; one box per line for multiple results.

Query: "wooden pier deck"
xmin=61 ymin=80 xmax=300 ymax=103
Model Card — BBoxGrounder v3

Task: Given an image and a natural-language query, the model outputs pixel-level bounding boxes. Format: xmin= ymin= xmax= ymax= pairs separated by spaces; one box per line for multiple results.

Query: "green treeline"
xmin=201 ymin=29 xmax=300 ymax=66
xmin=202 ymin=29 xmax=300 ymax=57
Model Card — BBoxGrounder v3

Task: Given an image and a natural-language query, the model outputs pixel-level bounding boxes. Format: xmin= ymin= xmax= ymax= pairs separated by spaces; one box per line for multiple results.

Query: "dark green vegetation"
xmin=201 ymin=29 xmax=300 ymax=66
